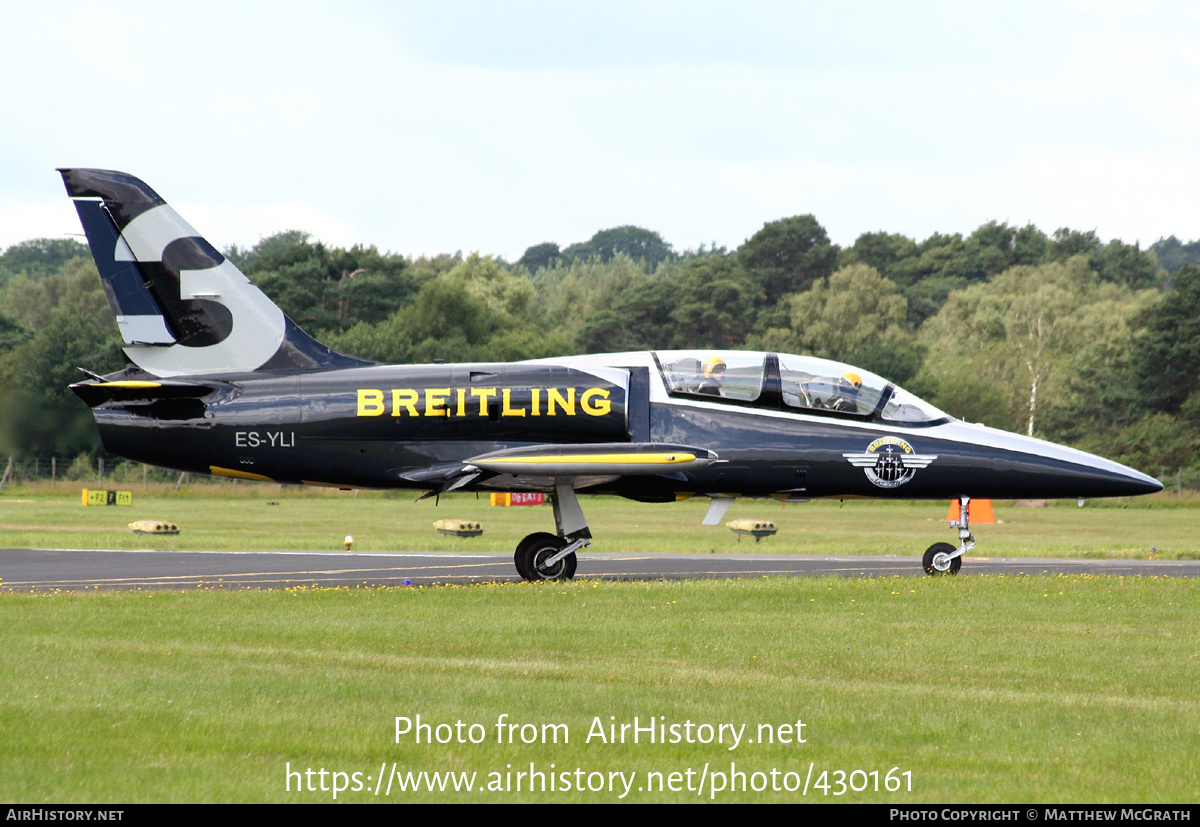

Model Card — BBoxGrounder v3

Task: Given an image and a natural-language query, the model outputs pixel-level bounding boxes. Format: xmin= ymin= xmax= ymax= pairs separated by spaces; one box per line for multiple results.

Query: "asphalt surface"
xmin=1 ymin=547 xmax=1196 ymax=591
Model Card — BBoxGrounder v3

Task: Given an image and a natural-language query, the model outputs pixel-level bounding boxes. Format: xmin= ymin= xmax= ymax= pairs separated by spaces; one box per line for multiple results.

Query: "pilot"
xmin=698 ymin=357 xmax=726 ymax=396
xmin=826 ymin=371 xmax=863 ymax=412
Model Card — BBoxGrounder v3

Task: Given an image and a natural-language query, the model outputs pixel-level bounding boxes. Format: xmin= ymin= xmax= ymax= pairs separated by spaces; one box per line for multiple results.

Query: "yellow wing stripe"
xmin=94 ymin=381 xmax=163 ymax=388
xmin=210 ymin=466 xmax=275 ymax=482
xmin=481 ymin=453 xmax=697 ymax=465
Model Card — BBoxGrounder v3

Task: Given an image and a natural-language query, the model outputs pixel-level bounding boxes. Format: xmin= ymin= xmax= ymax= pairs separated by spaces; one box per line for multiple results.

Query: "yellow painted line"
xmin=481 ymin=453 xmax=697 ymax=465
xmin=94 ymin=381 xmax=162 ymax=388
xmin=0 ymin=561 xmax=518 ymax=589
xmin=210 ymin=466 xmax=275 ymax=482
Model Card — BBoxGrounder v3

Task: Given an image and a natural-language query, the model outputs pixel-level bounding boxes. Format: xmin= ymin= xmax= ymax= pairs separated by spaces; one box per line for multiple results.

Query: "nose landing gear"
xmin=923 ymin=496 xmax=976 ymax=576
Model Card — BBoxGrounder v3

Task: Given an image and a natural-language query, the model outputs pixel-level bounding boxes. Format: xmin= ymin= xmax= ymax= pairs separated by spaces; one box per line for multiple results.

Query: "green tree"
xmin=530 ymin=254 xmax=656 ymax=346
xmin=837 ymin=231 xmax=917 ymax=279
xmin=902 ymin=274 xmax=969 ymax=329
xmin=887 ymin=232 xmax=964 ymax=288
xmin=575 ymin=279 xmax=677 ymax=353
xmin=938 ymin=221 xmax=1016 ymax=283
xmin=917 ymin=258 xmax=1150 ymax=439
xmin=757 ymin=264 xmax=912 ymax=367
xmin=1012 ymin=224 xmax=1051 ymax=266
xmin=1037 ymin=286 xmax=1156 ymax=446
xmin=517 ymin=242 xmax=561 ymax=273
xmin=1091 ymin=240 xmax=1162 ymax=290
xmin=0 ymin=258 xmax=124 ymax=457
xmin=665 ymin=254 xmax=759 ymax=349
xmin=1104 ymin=413 xmax=1197 ymax=475
xmin=737 ymin=215 xmax=838 ymax=304
xmin=563 ymin=226 xmax=674 ymax=269
xmin=324 ymin=254 xmax=557 ymax=364
xmin=0 ymin=310 xmax=28 ymax=353
xmin=1150 ymin=235 xmax=1200 ymax=276
xmin=0 ymin=273 xmax=57 ymax=332
xmin=1131 ymin=264 xmax=1200 ymax=414
xmin=1049 ymin=228 xmax=1100 ymax=261
xmin=236 ymin=231 xmax=418 ymax=331
xmin=907 ymin=370 xmax=1016 ymax=431
xmin=0 ymin=238 xmax=90 ymax=287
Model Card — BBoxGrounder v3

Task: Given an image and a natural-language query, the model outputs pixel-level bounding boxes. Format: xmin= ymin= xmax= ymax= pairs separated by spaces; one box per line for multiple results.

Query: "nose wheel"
xmin=923 ymin=542 xmax=962 ymax=575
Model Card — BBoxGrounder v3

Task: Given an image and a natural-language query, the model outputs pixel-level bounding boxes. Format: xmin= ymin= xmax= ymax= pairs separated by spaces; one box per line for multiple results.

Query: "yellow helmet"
xmin=703 ymin=357 xmax=727 ymax=378
xmin=842 ymin=371 xmax=863 ymax=389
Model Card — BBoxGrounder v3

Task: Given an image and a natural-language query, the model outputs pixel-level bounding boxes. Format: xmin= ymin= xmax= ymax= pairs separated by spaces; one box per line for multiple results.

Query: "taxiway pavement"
xmin=1 ymin=547 xmax=1195 ymax=591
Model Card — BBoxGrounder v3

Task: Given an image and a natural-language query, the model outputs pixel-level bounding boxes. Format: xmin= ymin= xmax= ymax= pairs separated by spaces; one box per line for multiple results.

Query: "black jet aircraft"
xmin=59 ymin=168 xmax=1163 ymax=579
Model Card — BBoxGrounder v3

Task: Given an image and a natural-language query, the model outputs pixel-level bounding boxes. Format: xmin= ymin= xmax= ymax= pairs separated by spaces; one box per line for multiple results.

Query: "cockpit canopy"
xmin=653 ymin=350 xmax=950 ymax=426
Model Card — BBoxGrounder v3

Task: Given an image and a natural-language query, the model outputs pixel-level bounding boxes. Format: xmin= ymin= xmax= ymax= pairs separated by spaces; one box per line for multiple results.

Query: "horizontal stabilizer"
xmin=70 ymin=378 xmax=227 ymax=407
xmin=466 ymin=443 xmax=718 ymax=477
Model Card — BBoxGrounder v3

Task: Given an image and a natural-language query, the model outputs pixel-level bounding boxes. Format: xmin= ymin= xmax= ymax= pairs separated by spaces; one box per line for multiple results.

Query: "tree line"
xmin=2 ymin=217 xmax=1200 ymax=486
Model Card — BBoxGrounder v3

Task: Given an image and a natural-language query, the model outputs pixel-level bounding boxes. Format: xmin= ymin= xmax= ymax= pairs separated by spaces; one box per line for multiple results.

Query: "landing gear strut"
xmin=514 ymin=478 xmax=589 ymax=581
xmin=923 ymin=496 xmax=976 ymax=576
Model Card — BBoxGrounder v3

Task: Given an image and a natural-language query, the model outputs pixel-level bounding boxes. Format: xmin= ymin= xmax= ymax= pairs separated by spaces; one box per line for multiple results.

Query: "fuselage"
xmin=86 ymin=349 xmax=1162 ymax=502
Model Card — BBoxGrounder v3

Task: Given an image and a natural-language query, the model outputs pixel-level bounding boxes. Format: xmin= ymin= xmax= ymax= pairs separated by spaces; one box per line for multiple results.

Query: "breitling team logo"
xmin=843 ymin=436 xmax=937 ymax=489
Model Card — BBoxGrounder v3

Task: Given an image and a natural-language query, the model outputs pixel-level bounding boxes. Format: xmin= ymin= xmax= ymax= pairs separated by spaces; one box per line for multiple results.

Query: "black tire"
xmin=523 ymin=536 xmax=577 ymax=582
xmin=922 ymin=542 xmax=962 ymax=576
xmin=514 ymin=532 xmax=561 ymax=581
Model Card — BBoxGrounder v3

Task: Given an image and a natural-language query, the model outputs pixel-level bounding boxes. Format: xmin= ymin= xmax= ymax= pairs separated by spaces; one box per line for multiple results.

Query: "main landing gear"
xmin=514 ymin=478 xmax=589 ymax=581
xmin=923 ymin=496 xmax=976 ymax=576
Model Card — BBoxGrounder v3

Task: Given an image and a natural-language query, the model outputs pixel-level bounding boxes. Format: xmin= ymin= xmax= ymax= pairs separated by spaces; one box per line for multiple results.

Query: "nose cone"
xmin=1132 ymin=468 xmax=1161 ymax=494
xmin=1055 ymin=457 xmax=1163 ymax=498
xmin=928 ymin=421 xmax=1163 ymax=500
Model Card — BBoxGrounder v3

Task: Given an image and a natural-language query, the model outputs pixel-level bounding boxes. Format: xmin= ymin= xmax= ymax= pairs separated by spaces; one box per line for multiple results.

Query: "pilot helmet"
xmin=842 ymin=371 xmax=863 ymax=390
xmin=703 ymin=357 xmax=727 ymax=378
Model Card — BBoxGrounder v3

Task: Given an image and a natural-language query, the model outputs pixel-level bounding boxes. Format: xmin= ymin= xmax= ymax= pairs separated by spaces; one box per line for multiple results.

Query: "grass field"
xmin=1 ymin=576 xmax=1196 ymax=803
xmin=1 ymin=481 xmax=1197 ymax=559
xmin=1 ymin=484 xmax=1197 ymax=803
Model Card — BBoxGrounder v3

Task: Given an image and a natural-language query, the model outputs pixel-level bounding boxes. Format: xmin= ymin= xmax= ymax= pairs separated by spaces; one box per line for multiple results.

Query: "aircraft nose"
xmin=1028 ymin=447 xmax=1162 ymax=499
xmin=1041 ymin=443 xmax=1162 ymax=498
xmin=1107 ymin=465 xmax=1163 ymax=497
xmin=932 ymin=422 xmax=1164 ymax=500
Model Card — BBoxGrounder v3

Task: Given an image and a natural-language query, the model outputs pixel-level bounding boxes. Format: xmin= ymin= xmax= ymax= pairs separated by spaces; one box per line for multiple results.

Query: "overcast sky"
xmin=3 ymin=1 xmax=1199 ymax=260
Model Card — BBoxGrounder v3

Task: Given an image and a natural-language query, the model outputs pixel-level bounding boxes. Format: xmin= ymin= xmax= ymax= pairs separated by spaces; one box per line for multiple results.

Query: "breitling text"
xmin=356 ymin=387 xmax=612 ymax=418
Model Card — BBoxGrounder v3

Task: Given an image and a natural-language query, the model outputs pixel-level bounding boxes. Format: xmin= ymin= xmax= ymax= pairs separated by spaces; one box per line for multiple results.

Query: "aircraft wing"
xmin=405 ymin=443 xmax=717 ymax=500
xmin=464 ymin=442 xmax=718 ymax=477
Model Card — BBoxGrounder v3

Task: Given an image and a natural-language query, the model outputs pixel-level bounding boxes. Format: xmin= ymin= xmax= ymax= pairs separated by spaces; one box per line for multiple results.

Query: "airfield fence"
xmin=0 ymin=454 xmax=185 ymax=490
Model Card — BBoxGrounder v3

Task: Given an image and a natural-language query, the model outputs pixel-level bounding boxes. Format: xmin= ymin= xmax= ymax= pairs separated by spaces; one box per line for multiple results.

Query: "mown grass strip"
xmin=1 ymin=485 xmax=1196 ymax=559
xmin=1 ymin=575 xmax=1196 ymax=803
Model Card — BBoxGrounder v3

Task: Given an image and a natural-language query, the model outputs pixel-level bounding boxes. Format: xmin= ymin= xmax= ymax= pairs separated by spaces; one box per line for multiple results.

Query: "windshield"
xmin=778 ymin=353 xmax=947 ymax=423
xmin=879 ymin=385 xmax=948 ymax=423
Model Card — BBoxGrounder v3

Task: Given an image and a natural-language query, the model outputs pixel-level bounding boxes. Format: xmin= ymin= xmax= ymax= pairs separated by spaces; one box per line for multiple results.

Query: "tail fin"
xmin=59 ymin=168 xmax=372 ymax=377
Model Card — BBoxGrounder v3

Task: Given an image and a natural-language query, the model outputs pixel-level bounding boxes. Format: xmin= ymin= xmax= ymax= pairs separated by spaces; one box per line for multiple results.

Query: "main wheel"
xmin=514 ymin=532 xmax=560 ymax=580
xmin=521 ymin=535 xmax=577 ymax=582
xmin=922 ymin=542 xmax=962 ymax=576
